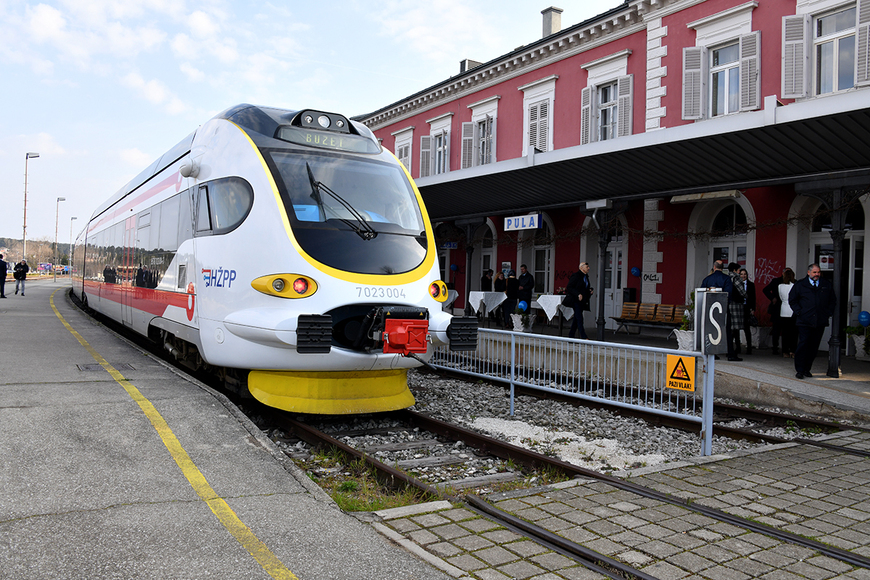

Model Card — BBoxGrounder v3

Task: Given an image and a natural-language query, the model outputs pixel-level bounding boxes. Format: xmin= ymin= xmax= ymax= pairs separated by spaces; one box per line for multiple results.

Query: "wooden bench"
xmin=611 ymin=303 xmax=687 ymax=334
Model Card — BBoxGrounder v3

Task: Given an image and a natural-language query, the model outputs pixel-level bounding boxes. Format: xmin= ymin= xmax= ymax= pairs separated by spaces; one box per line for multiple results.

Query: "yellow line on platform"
xmin=50 ymin=290 xmax=298 ymax=580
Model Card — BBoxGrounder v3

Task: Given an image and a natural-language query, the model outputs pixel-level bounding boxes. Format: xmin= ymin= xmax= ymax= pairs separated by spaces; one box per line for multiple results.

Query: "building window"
xmin=477 ymin=118 xmax=492 ymax=165
xmin=419 ymin=113 xmax=453 ymax=178
xmin=814 ymin=6 xmax=856 ymax=94
xmin=710 ymin=42 xmax=740 ymax=116
xmin=528 ymin=99 xmax=550 ymax=152
xmin=597 ymin=82 xmax=618 ymax=140
xmin=392 ymin=126 xmax=413 ymax=173
xmin=433 ymin=131 xmax=448 ymax=175
xmin=396 ymin=143 xmax=410 ymax=171
xmin=519 ymin=75 xmax=557 ymax=155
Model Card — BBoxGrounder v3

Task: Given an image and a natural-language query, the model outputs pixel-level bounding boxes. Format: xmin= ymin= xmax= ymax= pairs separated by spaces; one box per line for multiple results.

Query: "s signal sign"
xmin=666 ymin=355 xmax=695 ymax=392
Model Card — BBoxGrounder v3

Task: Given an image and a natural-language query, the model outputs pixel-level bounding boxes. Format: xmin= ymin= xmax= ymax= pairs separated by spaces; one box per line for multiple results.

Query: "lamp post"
xmin=23 ymin=152 xmax=39 ymax=260
xmin=69 ymin=217 xmax=77 ymax=281
xmin=54 ymin=197 xmax=66 ymax=282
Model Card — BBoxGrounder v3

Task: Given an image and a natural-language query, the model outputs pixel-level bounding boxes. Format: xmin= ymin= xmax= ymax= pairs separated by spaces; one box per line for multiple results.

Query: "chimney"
xmin=459 ymin=58 xmax=483 ymax=74
xmin=542 ymin=6 xmax=563 ymax=38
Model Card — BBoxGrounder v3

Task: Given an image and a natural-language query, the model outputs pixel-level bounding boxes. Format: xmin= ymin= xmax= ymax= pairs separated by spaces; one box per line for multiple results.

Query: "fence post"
xmin=509 ymin=333 xmax=516 ymax=416
xmin=702 ymin=354 xmax=714 ymax=455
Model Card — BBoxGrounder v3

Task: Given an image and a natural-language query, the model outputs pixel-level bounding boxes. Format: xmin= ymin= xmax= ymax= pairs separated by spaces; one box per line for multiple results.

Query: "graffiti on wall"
xmin=755 ymin=257 xmax=782 ymax=286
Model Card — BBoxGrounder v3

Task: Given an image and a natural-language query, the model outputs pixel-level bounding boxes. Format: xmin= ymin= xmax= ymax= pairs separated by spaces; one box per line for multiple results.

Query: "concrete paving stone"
xmin=562 ymin=497 xmax=600 ymax=511
xmin=785 ymin=502 xmax=825 ymax=517
xmin=526 ymin=573 xmax=564 ymax=580
xmin=757 ymin=570 xmax=812 ymax=580
xmin=610 ymin=530 xmax=648 ymax=547
xmin=412 ymin=513 xmax=451 ymax=527
xmin=557 ymin=566 xmax=612 ymax=580
xmin=583 ymin=537 xmax=623 ymax=556
xmin=408 ymin=529 xmax=441 ymax=545
xmin=840 ymin=569 xmax=870 ymax=579
xmin=805 ymin=555 xmax=855 ymax=574
xmin=662 ymin=532 xmax=707 ymax=550
xmin=496 ymin=560 xmax=546 ymax=579
xmin=505 ymin=540 xmax=549 ymax=558
xmin=818 ymin=534 xmax=860 ymax=550
xmin=764 ymin=497 xmax=801 ymax=510
xmin=722 ymin=505 xmax=766 ymax=519
xmin=708 ymin=481 xmax=749 ymax=493
xmin=529 ymin=551 xmax=576 ymax=570
xmin=588 ymin=506 xmax=620 ymax=518
xmin=389 ymin=518 xmax=422 ymax=533
xmin=617 ymin=550 xmax=654 ymax=567
xmin=715 ymin=537 xmax=765 ymax=556
xmin=749 ymin=550 xmax=802 ymax=569
xmin=446 ymin=553 xmax=488 ymax=572
xmin=523 ymin=495 xmax=554 ymax=506
xmin=688 ymin=528 xmax=725 ymax=542
xmin=785 ymin=560 xmax=841 ymax=580
xmin=736 ymin=532 xmax=782 ymax=550
xmin=560 ymin=526 xmax=599 ymax=544
xmin=609 ymin=514 xmax=649 ymax=529
xmin=536 ymin=516 xmax=576 ymax=532
xmin=538 ymin=502 xmax=576 ymax=516
xmin=838 ymin=508 xmax=870 ymax=521
xmin=767 ymin=542 xmax=820 ymax=561
xmin=582 ymin=519 xmax=625 ymax=537
xmin=744 ymin=475 xmax=777 ymax=486
xmin=834 ymin=490 xmax=870 ymax=504
xmin=633 ymin=506 xmax=678 ymax=522
xmin=428 ymin=541 xmax=464 ymax=558
xmin=609 ymin=501 xmax=644 ymax=512
xmin=667 ymin=551 xmax=717 ymax=573
xmin=771 ymin=481 xmax=800 ymax=492
xmin=494 ymin=499 xmax=533 ymax=512
xmin=854 ymin=545 xmax=870 ymax=558
xmin=634 ymin=522 xmax=677 ymax=539
xmin=560 ymin=510 xmax=599 ymax=526
xmin=697 ymin=564 xmax=752 ymax=580
xmin=742 ymin=502 xmax=780 ymax=515
xmin=475 ymin=545 xmax=521 ymax=566
xmin=452 ymin=534 xmax=495 ymax=552
xmin=474 ymin=569 xmax=512 ymax=580
xmin=694 ymin=497 xmax=734 ymax=510
xmin=515 ymin=507 xmax=553 ymax=522
xmin=441 ymin=508 xmax=477 ymax=522
xmin=707 ymin=522 xmax=749 ymax=537
xmin=783 ymin=523 xmax=827 ymax=537
xmin=692 ymin=544 xmax=740 ymax=564
xmin=716 ymin=492 xmax=754 ymax=507
xmin=640 ymin=559 xmax=693 ymax=580
xmin=724 ymin=556 xmax=774 ymax=578
xmin=461 ymin=518 xmax=505 ymax=533
xmin=481 ymin=529 xmax=524 ymax=543
xmin=636 ymin=539 xmax=684 ymax=559
xmin=831 ymin=527 xmax=870 ymax=544
xmin=817 ymin=512 xmax=861 ymax=527
xmin=542 ymin=490 xmax=578 ymax=501
xmin=432 ymin=523 xmax=472 ymax=540
xmin=774 ymin=511 xmax=806 ymax=524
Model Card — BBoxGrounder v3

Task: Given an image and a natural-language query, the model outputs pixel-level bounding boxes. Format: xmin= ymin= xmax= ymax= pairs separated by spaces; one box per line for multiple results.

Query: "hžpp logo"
xmin=202 ymin=267 xmax=237 ymax=288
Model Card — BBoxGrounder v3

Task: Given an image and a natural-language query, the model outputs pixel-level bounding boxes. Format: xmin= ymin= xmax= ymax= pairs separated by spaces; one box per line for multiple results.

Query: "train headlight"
xmin=317 ymin=115 xmax=331 ymax=128
xmin=429 ymin=281 xmax=448 ymax=303
xmin=252 ymin=274 xmax=317 ymax=299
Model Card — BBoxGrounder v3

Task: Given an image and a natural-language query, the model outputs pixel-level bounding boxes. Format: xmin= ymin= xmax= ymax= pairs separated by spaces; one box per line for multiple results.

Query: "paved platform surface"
xmin=3 ymin=279 xmax=870 ymax=580
xmin=0 ymin=280 xmax=450 ymax=580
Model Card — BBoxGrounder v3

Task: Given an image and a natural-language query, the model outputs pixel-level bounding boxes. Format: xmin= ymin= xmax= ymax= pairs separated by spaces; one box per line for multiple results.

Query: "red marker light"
xmin=429 ymin=283 xmax=441 ymax=298
xmin=293 ymin=278 xmax=309 ymax=294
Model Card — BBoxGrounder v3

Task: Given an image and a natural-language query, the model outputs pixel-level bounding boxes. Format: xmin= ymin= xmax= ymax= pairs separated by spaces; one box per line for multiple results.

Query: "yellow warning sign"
xmin=666 ymin=355 xmax=695 ymax=392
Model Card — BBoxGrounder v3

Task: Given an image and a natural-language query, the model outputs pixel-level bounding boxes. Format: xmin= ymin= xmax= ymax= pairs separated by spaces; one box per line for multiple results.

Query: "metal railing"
xmin=431 ymin=328 xmax=715 ymax=455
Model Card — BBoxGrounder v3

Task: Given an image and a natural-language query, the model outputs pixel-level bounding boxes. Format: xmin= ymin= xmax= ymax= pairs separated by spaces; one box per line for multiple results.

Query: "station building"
xmin=357 ymin=0 xmax=870 ymax=347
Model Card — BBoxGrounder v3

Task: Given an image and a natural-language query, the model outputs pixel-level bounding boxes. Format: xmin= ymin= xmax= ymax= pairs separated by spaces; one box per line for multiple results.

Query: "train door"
xmin=121 ymin=216 xmax=136 ymax=326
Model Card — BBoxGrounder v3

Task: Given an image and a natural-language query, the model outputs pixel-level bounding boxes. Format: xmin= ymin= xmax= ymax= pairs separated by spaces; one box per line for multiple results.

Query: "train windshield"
xmin=267 ymin=151 xmax=429 ymax=275
xmin=271 ymin=152 xmax=424 ymax=234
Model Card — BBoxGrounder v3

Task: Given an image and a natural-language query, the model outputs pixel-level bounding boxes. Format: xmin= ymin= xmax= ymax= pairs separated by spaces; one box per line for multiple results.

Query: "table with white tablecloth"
xmin=534 ymin=295 xmax=575 ymax=322
xmin=468 ymin=291 xmax=507 ymax=317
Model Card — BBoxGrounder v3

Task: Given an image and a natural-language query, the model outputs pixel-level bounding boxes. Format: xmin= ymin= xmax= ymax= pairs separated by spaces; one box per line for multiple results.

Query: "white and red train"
xmin=72 ymin=104 xmax=476 ymax=414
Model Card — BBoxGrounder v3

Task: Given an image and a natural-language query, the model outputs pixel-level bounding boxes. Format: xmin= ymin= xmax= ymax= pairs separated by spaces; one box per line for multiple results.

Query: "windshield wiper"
xmin=306 ymin=163 xmax=377 ymax=240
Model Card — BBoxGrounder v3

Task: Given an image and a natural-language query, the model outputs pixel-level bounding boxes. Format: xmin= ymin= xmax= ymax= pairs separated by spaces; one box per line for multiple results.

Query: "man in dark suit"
xmin=762 ymin=270 xmax=785 ymax=355
xmin=566 ymin=262 xmax=593 ymax=339
xmin=736 ymin=268 xmax=756 ymax=354
xmin=701 ymin=260 xmax=740 ymax=361
xmin=788 ymin=263 xmax=836 ymax=379
xmin=0 ymin=254 xmax=7 ymax=298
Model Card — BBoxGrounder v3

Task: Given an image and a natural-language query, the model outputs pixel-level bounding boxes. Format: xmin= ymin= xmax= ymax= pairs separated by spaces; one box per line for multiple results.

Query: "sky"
xmin=0 ymin=0 xmax=621 ymax=248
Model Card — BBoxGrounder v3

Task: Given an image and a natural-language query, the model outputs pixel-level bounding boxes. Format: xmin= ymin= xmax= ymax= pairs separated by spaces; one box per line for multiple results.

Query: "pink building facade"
xmin=358 ymin=0 xmax=870 ymax=345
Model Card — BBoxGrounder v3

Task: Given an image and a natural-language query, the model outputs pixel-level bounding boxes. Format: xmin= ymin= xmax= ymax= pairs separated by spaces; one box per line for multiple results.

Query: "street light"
xmin=54 ymin=197 xmax=65 ymax=282
xmin=23 ymin=152 xmax=39 ymax=260
xmin=69 ymin=217 xmax=77 ymax=281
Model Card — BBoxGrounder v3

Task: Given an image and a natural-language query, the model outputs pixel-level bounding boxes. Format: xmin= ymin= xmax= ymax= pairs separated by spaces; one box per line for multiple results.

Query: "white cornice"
xmin=425 ymin=111 xmax=454 ymax=125
xmin=687 ymin=1 xmax=758 ymax=30
xmin=517 ymin=74 xmax=560 ymax=92
xmin=390 ymin=125 xmax=414 ymax=136
xmin=360 ymin=6 xmax=644 ymax=131
xmin=581 ymin=48 xmax=633 ymax=70
xmin=467 ymin=95 xmax=501 ymax=110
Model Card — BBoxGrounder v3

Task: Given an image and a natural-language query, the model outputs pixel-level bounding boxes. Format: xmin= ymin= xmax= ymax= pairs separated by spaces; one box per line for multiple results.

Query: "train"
xmin=72 ymin=104 xmax=476 ymax=414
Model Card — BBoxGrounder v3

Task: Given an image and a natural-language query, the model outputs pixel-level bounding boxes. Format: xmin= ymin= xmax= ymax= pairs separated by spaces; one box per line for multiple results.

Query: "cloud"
xmin=119 ymin=148 xmax=153 ymax=167
xmin=179 ymin=62 xmax=206 ymax=82
xmin=121 ymin=72 xmax=188 ymax=114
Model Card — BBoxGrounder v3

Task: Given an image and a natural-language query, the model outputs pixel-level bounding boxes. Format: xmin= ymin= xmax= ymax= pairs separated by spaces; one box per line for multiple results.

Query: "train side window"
xmin=159 ymin=195 xmax=180 ymax=251
xmin=196 ymin=186 xmax=212 ymax=234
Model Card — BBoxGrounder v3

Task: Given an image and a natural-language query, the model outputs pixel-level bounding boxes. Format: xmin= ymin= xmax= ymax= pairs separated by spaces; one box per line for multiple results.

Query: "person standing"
xmin=493 ymin=271 xmax=506 ymax=292
xmin=778 ymin=268 xmax=797 ymax=358
xmin=480 ymin=269 xmax=493 ymax=292
xmin=503 ymin=270 xmax=519 ymax=327
xmin=516 ymin=264 xmax=535 ymax=305
xmin=737 ymin=269 xmax=756 ymax=354
xmin=701 ymin=260 xmax=740 ymax=361
xmin=763 ymin=269 xmax=785 ymax=355
xmin=788 ymin=263 xmax=836 ymax=379
xmin=728 ymin=265 xmax=747 ymax=354
xmin=566 ymin=262 xmax=593 ymax=339
xmin=0 ymin=254 xmax=7 ymax=298
xmin=13 ymin=259 xmax=29 ymax=296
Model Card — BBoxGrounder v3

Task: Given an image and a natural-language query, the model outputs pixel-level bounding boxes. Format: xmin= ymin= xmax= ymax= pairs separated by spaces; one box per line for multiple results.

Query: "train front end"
xmin=203 ymin=105 xmax=476 ymax=414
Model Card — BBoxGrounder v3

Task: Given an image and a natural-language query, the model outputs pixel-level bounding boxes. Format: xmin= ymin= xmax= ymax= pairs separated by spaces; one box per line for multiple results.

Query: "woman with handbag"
xmin=778 ymin=268 xmax=797 ymax=357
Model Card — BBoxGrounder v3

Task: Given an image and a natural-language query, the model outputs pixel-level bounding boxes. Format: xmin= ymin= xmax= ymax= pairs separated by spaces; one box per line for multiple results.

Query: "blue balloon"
xmin=860 ymin=310 xmax=870 ymax=328
xmin=450 ymin=264 xmax=458 ymax=272
xmin=631 ymin=266 xmax=641 ymax=277
xmin=517 ymin=301 xmax=528 ymax=312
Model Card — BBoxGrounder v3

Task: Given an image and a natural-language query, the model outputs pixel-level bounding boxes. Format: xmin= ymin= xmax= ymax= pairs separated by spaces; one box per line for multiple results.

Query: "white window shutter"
xmin=537 ymin=100 xmax=549 ymax=152
xmin=419 ymin=135 xmax=431 ymax=178
xmin=461 ymin=122 xmax=474 ymax=169
xmin=739 ymin=31 xmax=761 ymax=111
xmin=616 ymin=74 xmax=633 ymax=137
xmin=443 ymin=129 xmax=450 ymax=173
xmin=487 ymin=116 xmax=496 ymax=163
xmin=528 ymin=102 xmax=539 ymax=151
xmin=580 ymin=87 xmax=592 ymax=145
xmin=857 ymin=0 xmax=870 ymax=86
xmin=682 ymin=46 xmax=704 ymax=120
xmin=782 ymin=15 xmax=809 ymax=98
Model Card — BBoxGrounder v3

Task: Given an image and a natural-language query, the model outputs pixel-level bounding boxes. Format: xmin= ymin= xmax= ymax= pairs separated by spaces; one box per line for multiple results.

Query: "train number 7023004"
xmin=355 ymin=286 xmax=407 ymax=299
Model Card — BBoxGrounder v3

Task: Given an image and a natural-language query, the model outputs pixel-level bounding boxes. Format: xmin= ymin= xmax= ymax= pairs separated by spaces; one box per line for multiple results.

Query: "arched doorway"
xmin=811 ymin=203 xmax=865 ymax=328
xmin=517 ymin=213 xmax=555 ymax=295
xmin=471 ymin=220 xmax=497 ymax=289
xmin=710 ymin=204 xmax=748 ymax=268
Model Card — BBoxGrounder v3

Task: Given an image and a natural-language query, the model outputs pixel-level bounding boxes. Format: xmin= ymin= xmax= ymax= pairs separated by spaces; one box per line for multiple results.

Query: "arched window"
xmin=811 ymin=205 xmax=865 ymax=231
xmin=710 ymin=203 xmax=748 ymax=266
xmin=711 ymin=204 xmax=748 ymax=236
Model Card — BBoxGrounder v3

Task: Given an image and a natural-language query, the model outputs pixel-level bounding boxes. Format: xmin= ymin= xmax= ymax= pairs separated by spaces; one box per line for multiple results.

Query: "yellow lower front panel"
xmin=247 ymin=369 xmax=415 ymax=414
